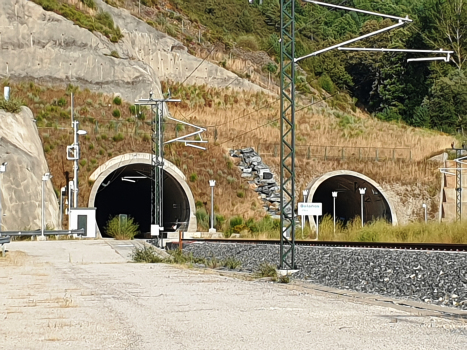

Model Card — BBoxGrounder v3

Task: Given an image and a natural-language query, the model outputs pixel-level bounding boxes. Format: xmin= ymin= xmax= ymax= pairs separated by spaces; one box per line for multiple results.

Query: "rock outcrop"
xmin=0 ymin=0 xmax=266 ymax=103
xmin=0 ymin=107 xmax=59 ymax=231
xmin=230 ymin=147 xmax=293 ymax=220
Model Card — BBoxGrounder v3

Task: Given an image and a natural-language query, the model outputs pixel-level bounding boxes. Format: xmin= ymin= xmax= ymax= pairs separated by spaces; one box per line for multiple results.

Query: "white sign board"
xmin=298 ymin=202 xmax=322 ymax=216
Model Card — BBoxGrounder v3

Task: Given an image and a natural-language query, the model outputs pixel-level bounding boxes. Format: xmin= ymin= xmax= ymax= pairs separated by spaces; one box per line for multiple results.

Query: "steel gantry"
xmin=248 ymin=0 xmax=451 ymax=270
xmin=136 ymin=95 xmax=180 ymax=240
xmin=279 ymin=0 xmax=297 ymax=270
xmin=136 ymin=92 xmax=207 ymax=242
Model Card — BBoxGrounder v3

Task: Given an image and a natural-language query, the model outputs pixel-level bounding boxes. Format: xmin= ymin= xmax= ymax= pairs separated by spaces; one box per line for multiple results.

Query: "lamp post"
xmin=0 ymin=162 xmax=7 ymax=233
xmin=302 ymin=189 xmax=309 ymax=239
xmin=332 ymin=191 xmax=338 ymax=234
xmin=209 ymin=180 xmax=216 ymax=233
xmin=359 ymin=188 xmax=366 ymax=227
xmin=422 ymin=203 xmax=427 ymax=223
xmin=41 ymin=173 xmax=52 ymax=238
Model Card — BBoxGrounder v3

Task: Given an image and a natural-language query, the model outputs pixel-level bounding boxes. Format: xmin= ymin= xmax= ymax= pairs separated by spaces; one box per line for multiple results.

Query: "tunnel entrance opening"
xmin=310 ymin=174 xmax=393 ymax=225
xmin=93 ymin=163 xmax=190 ymax=238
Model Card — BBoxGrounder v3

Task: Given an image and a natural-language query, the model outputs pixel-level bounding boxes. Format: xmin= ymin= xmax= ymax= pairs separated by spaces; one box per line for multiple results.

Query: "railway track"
xmin=178 ymin=238 xmax=467 ymax=252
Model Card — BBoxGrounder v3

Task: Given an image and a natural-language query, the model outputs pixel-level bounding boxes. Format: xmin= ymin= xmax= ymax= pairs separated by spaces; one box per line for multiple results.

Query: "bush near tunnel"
xmin=105 ymin=215 xmax=140 ymax=240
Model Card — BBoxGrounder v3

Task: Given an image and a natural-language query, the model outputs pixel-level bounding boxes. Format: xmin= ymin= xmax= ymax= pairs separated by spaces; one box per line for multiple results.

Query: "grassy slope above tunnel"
xmin=1 ymin=80 xmax=452 ymax=231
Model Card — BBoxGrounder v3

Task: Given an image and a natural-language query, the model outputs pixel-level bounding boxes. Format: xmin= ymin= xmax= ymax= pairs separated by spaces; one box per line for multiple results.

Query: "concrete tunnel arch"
xmin=305 ymin=170 xmax=397 ymax=226
xmin=88 ymin=153 xmax=197 ymax=237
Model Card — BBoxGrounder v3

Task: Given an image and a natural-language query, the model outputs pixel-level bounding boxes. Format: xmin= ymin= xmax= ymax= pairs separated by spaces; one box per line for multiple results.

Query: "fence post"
xmin=341 ymin=148 xmax=345 ymax=160
xmin=375 ymin=149 xmax=379 ymax=162
xmin=393 ymin=149 xmax=395 ymax=161
xmin=324 ymin=147 xmax=327 ymax=161
xmin=257 ymin=144 xmax=260 ymax=154
xmin=307 ymin=146 xmax=310 ymax=160
xmin=410 ymin=150 xmax=412 ymax=161
xmin=359 ymin=148 xmax=362 ymax=160
xmin=274 ymin=144 xmax=278 ymax=157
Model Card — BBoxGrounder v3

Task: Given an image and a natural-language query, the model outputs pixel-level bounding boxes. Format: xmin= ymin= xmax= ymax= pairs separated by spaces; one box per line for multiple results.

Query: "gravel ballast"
xmin=182 ymin=242 xmax=467 ymax=310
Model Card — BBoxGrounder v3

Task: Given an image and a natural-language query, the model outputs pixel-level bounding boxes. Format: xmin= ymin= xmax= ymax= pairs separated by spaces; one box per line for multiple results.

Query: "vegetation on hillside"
xmin=32 ymin=0 xmax=123 ymax=42
xmin=163 ymin=0 xmax=467 ymax=134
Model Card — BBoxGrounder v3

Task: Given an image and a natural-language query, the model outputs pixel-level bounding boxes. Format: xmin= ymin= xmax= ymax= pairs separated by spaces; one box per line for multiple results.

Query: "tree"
xmin=427 ymin=70 xmax=467 ymax=133
xmin=422 ymin=0 xmax=467 ymax=70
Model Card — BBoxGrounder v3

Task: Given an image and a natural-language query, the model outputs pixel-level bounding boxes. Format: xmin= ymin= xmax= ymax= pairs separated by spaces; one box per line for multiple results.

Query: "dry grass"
xmin=315 ymin=215 xmax=467 ymax=244
xmin=1 ymin=79 xmax=453 ymax=229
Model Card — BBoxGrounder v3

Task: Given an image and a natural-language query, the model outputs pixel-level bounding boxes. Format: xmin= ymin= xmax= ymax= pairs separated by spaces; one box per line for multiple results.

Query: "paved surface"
xmin=0 ymin=240 xmax=466 ymax=349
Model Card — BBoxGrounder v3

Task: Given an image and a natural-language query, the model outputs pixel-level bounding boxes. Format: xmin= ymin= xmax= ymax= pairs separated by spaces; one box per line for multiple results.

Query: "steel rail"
xmin=179 ymin=238 xmax=467 ymax=252
xmin=0 ymin=229 xmax=85 ymax=237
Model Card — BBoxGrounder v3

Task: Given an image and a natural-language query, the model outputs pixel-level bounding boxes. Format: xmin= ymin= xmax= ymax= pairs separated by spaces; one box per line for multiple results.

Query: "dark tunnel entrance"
xmin=94 ymin=163 xmax=190 ymax=237
xmin=311 ymin=175 xmax=393 ymax=225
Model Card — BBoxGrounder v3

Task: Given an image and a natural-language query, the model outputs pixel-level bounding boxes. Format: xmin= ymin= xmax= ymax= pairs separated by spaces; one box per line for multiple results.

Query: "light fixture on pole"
xmin=41 ymin=173 xmax=52 ymax=238
xmin=66 ymin=93 xmax=87 ymax=209
xmin=332 ymin=191 xmax=338 ymax=234
xmin=0 ymin=162 xmax=7 ymax=233
xmin=359 ymin=188 xmax=366 ymax=227
xmin=209 ymin=180 xmax=216 ymax=233
xmin=422 ymin=203 xmax=427 ymax=223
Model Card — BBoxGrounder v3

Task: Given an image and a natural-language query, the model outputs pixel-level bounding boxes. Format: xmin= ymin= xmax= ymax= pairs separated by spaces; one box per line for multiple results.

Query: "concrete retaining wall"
xmin=183 ymin=242 xmax=467 ymax=310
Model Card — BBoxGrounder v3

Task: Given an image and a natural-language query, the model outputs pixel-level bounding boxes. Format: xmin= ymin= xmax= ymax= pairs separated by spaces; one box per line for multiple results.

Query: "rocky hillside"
xmin=0 ymin=107 xmax=59 ymax=230
xmin=0 ymin=0 xmax=264 ymax=103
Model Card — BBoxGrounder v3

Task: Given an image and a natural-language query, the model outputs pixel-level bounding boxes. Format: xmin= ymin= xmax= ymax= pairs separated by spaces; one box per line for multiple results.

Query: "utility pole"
xmin=136 ymin=94 xmax=180 ymax=245
xmin=66 ymin=93 xmax=87 ymax=209
xmin=279 ymin=0 xmax=297 ymax=270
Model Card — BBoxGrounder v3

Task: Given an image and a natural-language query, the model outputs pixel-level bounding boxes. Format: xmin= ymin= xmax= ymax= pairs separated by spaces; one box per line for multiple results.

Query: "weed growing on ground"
xmin=131 ymin=246 xmax=163 ymax=263
xmin=255 ymin=262 xmax=277 ymax=280
xmin=221 ymin=256 xmax=242 ymax=269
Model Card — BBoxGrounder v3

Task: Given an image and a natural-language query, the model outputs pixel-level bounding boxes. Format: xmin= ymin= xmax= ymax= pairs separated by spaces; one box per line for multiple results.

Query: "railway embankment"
xmin=182 ymin=242 xmax=467 ymax=310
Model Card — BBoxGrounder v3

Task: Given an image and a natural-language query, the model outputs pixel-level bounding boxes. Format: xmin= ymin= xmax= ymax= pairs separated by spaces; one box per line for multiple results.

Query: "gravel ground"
xmin=0 ymin=240 xmax=466 ymax=350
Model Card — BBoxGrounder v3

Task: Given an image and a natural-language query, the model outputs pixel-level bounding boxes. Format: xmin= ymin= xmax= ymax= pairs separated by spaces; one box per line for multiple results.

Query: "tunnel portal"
xmin=89 ymin=154 xmax=196 ymax=237
xmin=308 ymin=171 xmax=396 ymax=225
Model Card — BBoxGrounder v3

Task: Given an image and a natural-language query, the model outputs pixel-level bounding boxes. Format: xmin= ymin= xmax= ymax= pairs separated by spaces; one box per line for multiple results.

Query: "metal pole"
xmin=0 ymin=174 xmax=2 ymax=233
xmin=59 ymin=188 xmax=63 ymax=228
xmin=279 ymin=0 xmax=297 ymax=270
xmin=41 ymin=178 xmax=45 ymax=237
xmin=301 ymin=215 xmax=304 ymax=239
xmin=333 ymin=196 xmax=336 ymax=234
xmin=456 ymin=149 xmax=462 ymax=221
xmin=73 ymin=120 xmax=79 ymax=208
xmin=211 ymin=186 xmax=214 ymax=230
xmin=361 ymin=193 xmax=363 ymax=227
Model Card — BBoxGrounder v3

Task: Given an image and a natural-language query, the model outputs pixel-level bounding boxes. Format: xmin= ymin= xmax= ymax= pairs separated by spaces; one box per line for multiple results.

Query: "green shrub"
xmin=112 ymin=133 xmax=124 ymax=142
xmin=113 ymin=96 xmax=122 ymax=105
xmin=189 ymin=173 xmax=198 ymax=182
xmin=236 ymin=35 xmax=259 ymax=51
xmin=255 ymin=263 xmax=277 ymax=279
xmin=0 ymin=98 xmax=23 ymax=113
xmin=131 ymin=246 xmax=163 ymax=263
xmin=318 ymin=74 xmax=335 ymax=94
xmin=236 ymin=190 xmax=245 ymax=198
xmin=229 ymin=216 xmax=243 ymax=229
xmin=110 ymin=50 xmax=120 ymax=58
xmin=196 ymin=208 xmax=209 ymax=230
xmin=222 ymin=256 xmax=242 ymax=269
xmin=129 ymin=105 xmax=136 ymax=114
xmin=105 ymin=215 xmax=139 ymax=240
xmin=81 ymin=0 xmax=96 ymax=9
xmin=112 ymin=109 xmax=121 ymax=118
